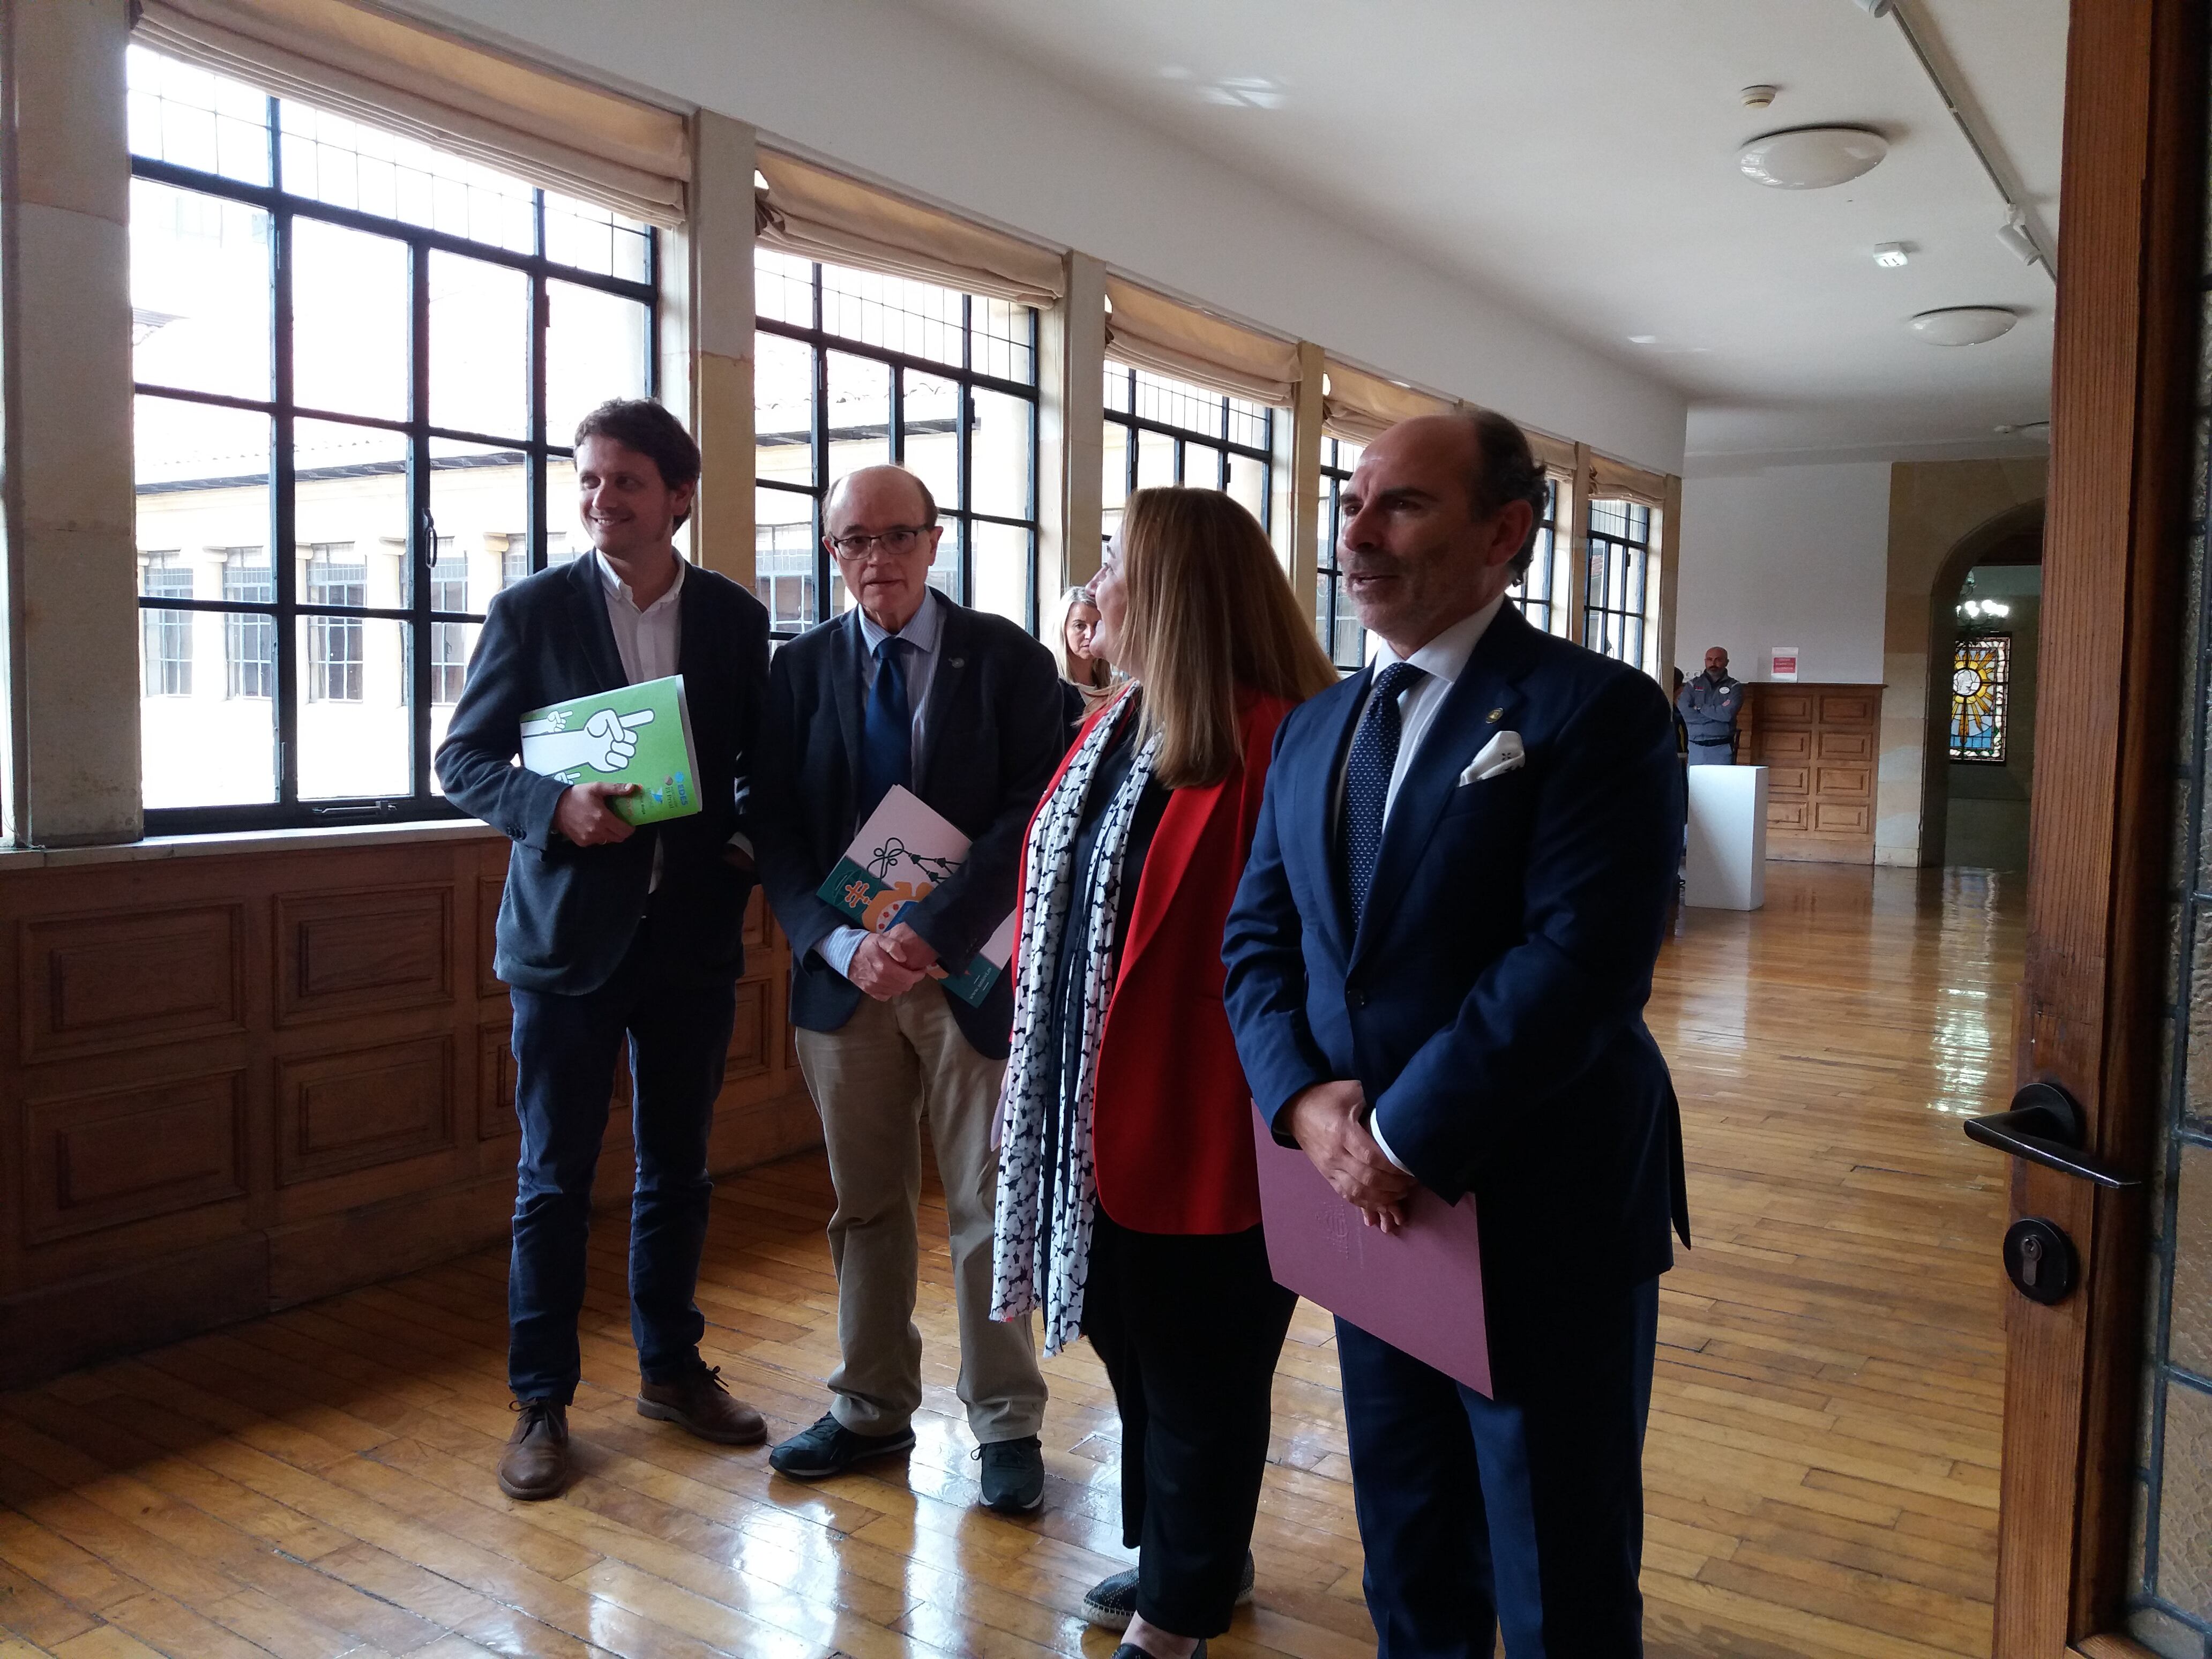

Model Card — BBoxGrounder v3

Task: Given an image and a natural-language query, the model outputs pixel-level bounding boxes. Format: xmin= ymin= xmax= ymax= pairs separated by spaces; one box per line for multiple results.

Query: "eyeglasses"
xmin=827 ymin=525 xmax=931 ymax=558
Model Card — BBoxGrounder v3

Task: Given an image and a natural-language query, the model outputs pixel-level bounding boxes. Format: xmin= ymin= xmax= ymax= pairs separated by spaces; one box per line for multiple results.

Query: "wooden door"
xmin=1988 ymin=1 xmax=2206 ymax=1653
xmin=1747 ymin=684 xmax=1878 ymax=864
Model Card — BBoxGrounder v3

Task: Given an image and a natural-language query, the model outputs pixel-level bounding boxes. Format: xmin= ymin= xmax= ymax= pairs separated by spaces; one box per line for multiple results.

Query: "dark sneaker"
xmin=1110 ymin=1644 xmax=1205 ymax=1659
xmin=768 ymin=1411 xmax=916 ymax=1479
xmin=1083 ymin=1554 xmax=1254 ymax=1631
xmin=497 ymin=1399 xmax=570 ymax=1501
xmin=637 ymin=1365 xmax=766 ymax=1445
xmin=975 ymin=1434 xmax=1045 ymax=1513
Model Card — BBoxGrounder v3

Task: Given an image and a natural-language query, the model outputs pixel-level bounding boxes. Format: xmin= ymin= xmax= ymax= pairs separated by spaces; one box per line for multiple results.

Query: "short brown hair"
xmin=573 ymin=399 xmax=701 ymax=527
xmin=1460 ymin=408 xmax=1549 ymax=577
xmin=1117 ymin=488 xmax=1338 ymax=789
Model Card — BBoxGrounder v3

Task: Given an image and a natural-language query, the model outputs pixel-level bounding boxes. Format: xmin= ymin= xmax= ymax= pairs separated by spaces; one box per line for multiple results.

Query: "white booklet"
xmin=814 ymin=786 xmax=1017 ymax=1005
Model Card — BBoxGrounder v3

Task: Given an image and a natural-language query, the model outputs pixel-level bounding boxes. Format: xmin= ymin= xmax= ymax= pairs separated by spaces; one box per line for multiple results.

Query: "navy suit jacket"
xmin=1222 ymin=602 xmax=1690 ymax=1304
xmin=753 ymin=597 xmax=1063 ymax=1060
xmin=435 ymin=555 xmax=770 ymax=997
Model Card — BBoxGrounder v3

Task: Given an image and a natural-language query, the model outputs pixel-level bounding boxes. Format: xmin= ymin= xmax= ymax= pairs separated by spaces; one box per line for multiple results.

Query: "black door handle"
xmin=1963 ymin=1081 xmax=2141 ymax=1190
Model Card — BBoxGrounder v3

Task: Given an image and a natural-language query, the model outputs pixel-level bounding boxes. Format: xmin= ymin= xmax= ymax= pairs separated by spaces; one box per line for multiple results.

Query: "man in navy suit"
xmin=439 ymin=399 xmax=772 ymax=1503
xmin=1222 ymin=410 xmax=1688 ymax=1656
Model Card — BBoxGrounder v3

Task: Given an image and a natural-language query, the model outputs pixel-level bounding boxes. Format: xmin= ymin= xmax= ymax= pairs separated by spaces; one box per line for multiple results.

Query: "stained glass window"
xmin=1949 ymin=634 xmax=2011 ymax=764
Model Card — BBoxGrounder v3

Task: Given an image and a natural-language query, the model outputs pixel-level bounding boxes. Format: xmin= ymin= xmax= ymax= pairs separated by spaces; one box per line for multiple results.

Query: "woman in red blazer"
xmin=991 ymin=488 xmax=1336 ymax=1659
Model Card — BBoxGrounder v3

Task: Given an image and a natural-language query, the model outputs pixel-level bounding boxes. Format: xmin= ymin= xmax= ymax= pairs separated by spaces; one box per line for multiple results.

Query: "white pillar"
xmin=1044 ymin=250 xmax=1105 ymax=596
xmin=0 ymin=0 xmax=140 ymax=846
xmin=675 ymin=111 xmax=757 ymax=590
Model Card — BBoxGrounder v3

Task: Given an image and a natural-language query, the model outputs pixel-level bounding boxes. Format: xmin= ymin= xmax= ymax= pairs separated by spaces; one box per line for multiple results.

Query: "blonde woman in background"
xmin=1050 ymin=582 xmax=1117 ymax=741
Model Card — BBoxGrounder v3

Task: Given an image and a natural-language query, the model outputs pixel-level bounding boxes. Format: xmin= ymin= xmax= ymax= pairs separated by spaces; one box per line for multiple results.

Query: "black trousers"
xmin=1083 ymin=1207 xmax=1298 ymax=1638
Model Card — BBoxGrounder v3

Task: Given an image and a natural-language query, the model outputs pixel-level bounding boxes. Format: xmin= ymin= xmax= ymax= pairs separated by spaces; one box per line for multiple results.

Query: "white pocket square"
xmin=1456 ymin=730 xmax=1525 ymax=784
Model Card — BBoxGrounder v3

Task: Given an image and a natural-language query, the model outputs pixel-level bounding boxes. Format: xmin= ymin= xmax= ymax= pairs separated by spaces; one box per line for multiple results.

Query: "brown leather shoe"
xmin=497 ymin=1400 xmax=570 ymax=1501
xmin=637 ymin=1365 xmax=766 ymax=1445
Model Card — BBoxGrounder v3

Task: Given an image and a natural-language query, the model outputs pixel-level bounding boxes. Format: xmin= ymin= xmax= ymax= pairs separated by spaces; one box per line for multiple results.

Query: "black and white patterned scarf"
xmin=990 ymin=689 xmax=1160 ymax=1355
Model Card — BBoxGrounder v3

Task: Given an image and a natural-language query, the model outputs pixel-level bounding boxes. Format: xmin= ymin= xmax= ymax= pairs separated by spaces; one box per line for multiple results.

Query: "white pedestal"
xmin=1685 ymin=766 xmax=1768 ymax=910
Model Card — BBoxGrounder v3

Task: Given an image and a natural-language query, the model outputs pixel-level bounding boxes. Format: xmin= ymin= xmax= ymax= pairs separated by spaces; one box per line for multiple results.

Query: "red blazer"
xmin=1013 ymin=687 xmax=1298 ymax=1234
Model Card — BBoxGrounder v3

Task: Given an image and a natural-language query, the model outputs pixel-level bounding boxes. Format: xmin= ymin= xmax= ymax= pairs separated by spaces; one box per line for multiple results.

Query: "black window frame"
xmin=1102 ymin=360 xmax=1276 ymax=545
xmin=753 ymin=253 xmax=1042 ymax=640
xmin=1510 ymin=477 xmax=1563 ymax=636
xmin=1583 ymin=496 xmax=1654 ymax=667
xmin=1317 ymin=434 xmax=1364 ymax=674
xmin=130 ymin=50 xmax=658 ymax=834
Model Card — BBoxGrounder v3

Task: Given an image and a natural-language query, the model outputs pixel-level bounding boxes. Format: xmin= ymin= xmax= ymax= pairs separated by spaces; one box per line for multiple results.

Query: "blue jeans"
xmin=506 ymin=929 xmax=737 ymax=1403
xmin=1337 ymin=1276 xmax=1661 ymax=1658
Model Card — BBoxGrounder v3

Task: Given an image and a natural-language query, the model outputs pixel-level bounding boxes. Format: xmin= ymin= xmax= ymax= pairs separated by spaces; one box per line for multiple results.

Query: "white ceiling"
xmin=901 ymin=0 xmax=2066 ymax=466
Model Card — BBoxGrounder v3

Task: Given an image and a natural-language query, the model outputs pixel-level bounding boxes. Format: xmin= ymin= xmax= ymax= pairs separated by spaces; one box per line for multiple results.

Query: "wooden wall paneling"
xmin=22 ymin=1069 xmax=248 ymax=1244
xmin=274 ymin=884 xmax=453 ymax=1026
xmin=728 ymin=978 xmax=769 ymax=1080
xmin=19 ymin=902 xmax=246 ymax=1060
xmin=475 ymin=871 xmax=506 ymax=997
xmin=1749 ymin=683 xmax=1879 ymax=863
xmin=476 ymin=1020 xmax=518 ymax=1140
xmin=274 ymin=1033 xmax=455 ymax=1187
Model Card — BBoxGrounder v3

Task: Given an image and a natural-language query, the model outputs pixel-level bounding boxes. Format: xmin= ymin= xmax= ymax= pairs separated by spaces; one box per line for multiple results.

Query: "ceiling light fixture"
xmin=1853 ymin=0 xmax=1895 ymax=16
xmin=1740 ymin=85 xmax=1778 ymax=109
xmin=1908 ymin=306 xmax=2019 ymax=346
xmin=1737 ymin=126 xmax=1889 ymax=190
xmin=1873 ymin=242 xmax=1910 ymax=268
xmin=1994 ymin=210 xmax=2041 ymax=266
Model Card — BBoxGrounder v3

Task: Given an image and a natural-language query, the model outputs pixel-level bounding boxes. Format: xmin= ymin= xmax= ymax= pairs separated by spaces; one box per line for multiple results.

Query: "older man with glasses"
xmin=754 ymin=464 xmax=1063 ymax=1510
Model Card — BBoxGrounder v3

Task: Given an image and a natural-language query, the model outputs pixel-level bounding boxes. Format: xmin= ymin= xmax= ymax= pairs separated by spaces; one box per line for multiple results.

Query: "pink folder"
xmin=1251 ymin=1105 xmax=1492 ymax=1396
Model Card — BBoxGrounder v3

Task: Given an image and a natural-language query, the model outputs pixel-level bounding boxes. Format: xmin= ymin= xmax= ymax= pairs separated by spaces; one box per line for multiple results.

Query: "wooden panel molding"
xmin=22 ymin=1071 xmax=247 ymax=1244
xmin=19 ymin=904 xmax=245 ymax=1060
xmin=275 ymin=885 xmax=453 ymax=1026
xmin=728 ymin=978 xmax=769 ymax=1080
xmin=1748 ymin=683 xmax=1880 ymax=865
xmin=476 ymin=873 xmax=506 ymax=997
xmin=276 ymin=1035 xmax=454 ymax=1185
xmin=476 ymin=1021 xmax=518 ymax=1140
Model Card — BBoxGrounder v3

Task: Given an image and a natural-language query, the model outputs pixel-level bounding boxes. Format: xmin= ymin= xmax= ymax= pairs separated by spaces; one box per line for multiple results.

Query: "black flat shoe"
xmin=767 ymin=1411 xmax=915 ymax=1479
xmin=1110 ymin=1643 xmax=1205 ymax=1659
xmin=1083 ymin=1555 xmax=1253 ymax=1631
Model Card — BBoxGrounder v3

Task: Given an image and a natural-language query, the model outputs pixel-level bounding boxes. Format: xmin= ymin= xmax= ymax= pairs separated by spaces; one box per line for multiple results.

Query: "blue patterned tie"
xmin=1344 ymin=661 xmax=1427 ymax=931
xmin=859 ymin=636 xmax=913 ymax=814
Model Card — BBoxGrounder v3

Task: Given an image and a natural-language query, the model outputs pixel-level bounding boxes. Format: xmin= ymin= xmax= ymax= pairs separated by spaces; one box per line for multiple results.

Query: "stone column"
xmin=1283 ymin=339 xmax=1324 ymax=596
xmin=0 ymin=0 xmax=140 ymax=846
xmin=672 ymin=111 xmax=756 ymax=589
xmin=1043 ymin=250 xmax=1105 ymax=596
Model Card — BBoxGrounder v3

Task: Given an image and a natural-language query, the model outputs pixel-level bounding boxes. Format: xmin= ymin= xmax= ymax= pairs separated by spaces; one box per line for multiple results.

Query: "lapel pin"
xmin=949 ymin=657 xmax=965 ymax=669
xmin=1486 ymin=707 xmax=1505 ymax=724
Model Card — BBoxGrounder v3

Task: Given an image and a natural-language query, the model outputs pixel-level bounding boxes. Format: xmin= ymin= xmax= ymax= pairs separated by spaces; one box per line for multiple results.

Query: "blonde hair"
xmin=1117 ymin=488 xmax=1337 ymax=789
xmin=1048 ymin=585 xmax=1112 ymax=691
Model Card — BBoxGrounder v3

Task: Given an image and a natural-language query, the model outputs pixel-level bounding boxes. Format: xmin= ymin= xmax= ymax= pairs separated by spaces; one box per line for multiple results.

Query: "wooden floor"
xmin=0 ymin=862 xmax=2022 ymax=1659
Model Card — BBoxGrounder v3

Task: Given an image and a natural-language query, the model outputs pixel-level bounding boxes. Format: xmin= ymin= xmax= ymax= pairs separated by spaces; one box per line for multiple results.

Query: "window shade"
xmin=1590 ymin=454 xmax=1669 ymax=507
xmin=1527 ymin=430 xmax=1578 ymax=475
xmin=1320 ymin=358 xmax=1454 ymax=444
xmin=754 ymin=151 xmax=1064 ymax=307
xmin=1103 ymin=277 xmax=1300 ymax=406
xmin=132 ymin=0 xmax=690 ymax=225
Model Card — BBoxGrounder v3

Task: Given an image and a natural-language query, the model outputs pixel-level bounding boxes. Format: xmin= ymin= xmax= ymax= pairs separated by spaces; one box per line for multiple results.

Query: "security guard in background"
xmin=1678 ymin=646 xmax=1744 ymax=764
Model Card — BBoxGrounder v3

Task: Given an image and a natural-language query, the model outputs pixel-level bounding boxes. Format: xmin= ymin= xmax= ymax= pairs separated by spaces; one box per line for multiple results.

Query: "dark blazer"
xmin=1221 ymin=602 xmax=1691 ymax=1304
xmin=754 ymin=596 xmax=1063 ymax=1060
xmin=1015 ymin=689 xmax=1298 ymax=1235
xmin=435 ymin=555 xmax=771 ymax=997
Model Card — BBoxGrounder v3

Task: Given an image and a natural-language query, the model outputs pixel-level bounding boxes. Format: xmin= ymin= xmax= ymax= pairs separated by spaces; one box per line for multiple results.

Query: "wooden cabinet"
xmin=1747 ymin=684 xmax=1881 ymax=864
xmin=0 ymin=831 xmax=819 ymax=1386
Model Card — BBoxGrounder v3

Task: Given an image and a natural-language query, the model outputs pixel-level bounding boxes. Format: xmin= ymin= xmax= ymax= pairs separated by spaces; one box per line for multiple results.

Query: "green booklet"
xmin=518 ymin=674 xmax=701 ymax=827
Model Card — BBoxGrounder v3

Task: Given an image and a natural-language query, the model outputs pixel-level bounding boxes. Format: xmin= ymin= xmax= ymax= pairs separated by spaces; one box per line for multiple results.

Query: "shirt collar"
xmin=858 ymin=587 xmax=943 ymax=655
xmin=1368 ymin=593 xmax=1507 ymax=687
xmin=594 ymin=548 xmax=686 ymax=614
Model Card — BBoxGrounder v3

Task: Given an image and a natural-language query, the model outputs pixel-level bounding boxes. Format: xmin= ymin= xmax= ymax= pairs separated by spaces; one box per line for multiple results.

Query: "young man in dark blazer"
xmin=1222 ymin=412 xmax=1691 ymax=1656
xmin=437 ymin=399 xmax=772 ymax=1503
xmin=754 ymin=465 xmax=1062 ymax=1512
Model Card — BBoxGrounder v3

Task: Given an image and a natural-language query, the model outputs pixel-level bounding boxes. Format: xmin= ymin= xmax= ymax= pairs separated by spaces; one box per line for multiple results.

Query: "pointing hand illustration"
xmin=521 ymin=706 xmax=655 ymax=775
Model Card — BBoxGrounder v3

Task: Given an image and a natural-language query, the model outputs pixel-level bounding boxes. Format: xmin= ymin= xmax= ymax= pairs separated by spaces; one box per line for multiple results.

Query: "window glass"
xmin=1584 ymin=498 xmax=1653 ymax=666
xmin=1509 ymin=477 xmax=1568 ymax=638
xmin=753 ymin=250 xmax=1040 ymax=633
xmin=129 ymin=44 xmax=657 ymax=830
xmin=1318 ymin=436 xmax=1365 ymax=672
xmin=1102 ymin=358 xmax=1277 ymax=553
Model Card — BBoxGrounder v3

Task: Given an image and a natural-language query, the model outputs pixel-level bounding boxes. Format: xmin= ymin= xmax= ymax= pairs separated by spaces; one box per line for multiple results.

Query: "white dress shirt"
xmin=821 ymin=588 xmax=948 ymax=979
xmin=594 ymin=552 xmax=684 ymax=891
xmin=1349 ymin=593 xmax=1507 ymax=1171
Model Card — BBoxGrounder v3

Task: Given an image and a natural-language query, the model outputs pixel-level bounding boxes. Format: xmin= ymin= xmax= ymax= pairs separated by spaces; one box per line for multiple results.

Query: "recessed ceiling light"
xmin=1908 ymin=307 xmax=2018 ymax=346
xmin=1738 ymin=126 xmax=1888 ymax=190
xmin=1740 ymin=85 xmax=1779 ymax=109
xmin=1873 ymin=242 xmax=1910 ymax=268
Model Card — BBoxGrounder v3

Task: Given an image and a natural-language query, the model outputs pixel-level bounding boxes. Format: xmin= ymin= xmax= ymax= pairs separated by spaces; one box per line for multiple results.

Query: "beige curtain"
xmin=1102 ymin=277 xmax=1299 ymax=405
xmin=1320 ymin=358 xmax=1454 ymax=444
xmin=133 ymin=0 xmax=691 ymax=224
xmin=1527 ymin=430 xmax=1578 ymax=475
xmin=1591 ymin=453 xmax=1669 ymax=507
xmin=754 ymin=151 xmax=1064 ymax=307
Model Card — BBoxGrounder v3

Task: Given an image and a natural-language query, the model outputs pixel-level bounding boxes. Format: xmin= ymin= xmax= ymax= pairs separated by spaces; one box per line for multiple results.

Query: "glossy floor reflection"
xmin=0 ymin=862 xmax=2019 ymax=1659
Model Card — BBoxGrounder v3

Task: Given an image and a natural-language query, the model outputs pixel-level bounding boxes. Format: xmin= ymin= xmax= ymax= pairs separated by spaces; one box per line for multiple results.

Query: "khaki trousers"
xmin=795 ymin=987 xmax=1047 ymax=1443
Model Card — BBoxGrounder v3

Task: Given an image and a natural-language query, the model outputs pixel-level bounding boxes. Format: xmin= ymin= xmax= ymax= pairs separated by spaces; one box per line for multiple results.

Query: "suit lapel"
xmin=1350 ymin=606 xmax=1542 ymax=969
xmin=565 ymin=555 xmax=626 ymax=691
xmin=675 ymin=564 xmax=713 ymax=684
xmin=1119 ymin=769 xmax=1219 ymax=975
xmin=829 ymin=609 xmax=867 ymax=807
xmin=913 ymin=596 xmax=967 ymax=797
